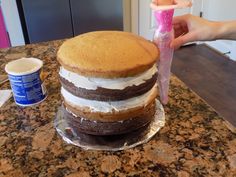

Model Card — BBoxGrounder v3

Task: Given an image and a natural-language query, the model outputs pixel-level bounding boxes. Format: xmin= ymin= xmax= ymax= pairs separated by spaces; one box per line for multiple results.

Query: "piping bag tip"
xmin=160 ymin=97 xmax=168 ymax=105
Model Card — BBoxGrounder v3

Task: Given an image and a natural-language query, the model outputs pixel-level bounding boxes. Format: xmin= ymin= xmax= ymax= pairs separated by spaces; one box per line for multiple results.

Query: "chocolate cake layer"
xmin=63 ymin=101 xmax=156 ymax=135
xmin=60 ymin=73 xmax=157 ymax=101
xmin=63 ymin=88 xmax=157 ymax=122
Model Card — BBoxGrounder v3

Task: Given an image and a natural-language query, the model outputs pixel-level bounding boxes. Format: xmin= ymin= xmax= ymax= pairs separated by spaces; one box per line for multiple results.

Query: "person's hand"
xmin=170 ymin=14 xmax=219 ymax=49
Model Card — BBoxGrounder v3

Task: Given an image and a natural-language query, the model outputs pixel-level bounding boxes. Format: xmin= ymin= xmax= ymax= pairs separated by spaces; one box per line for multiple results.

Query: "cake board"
xmin=54 ymin=99 xmax=165 ymax=151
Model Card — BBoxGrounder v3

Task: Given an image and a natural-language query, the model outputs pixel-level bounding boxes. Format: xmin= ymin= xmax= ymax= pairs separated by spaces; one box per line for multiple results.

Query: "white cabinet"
xmin=202 ymin=0 xmax=236 ymax=21
xmin=202 ymin=0 xmax=236 ymax=60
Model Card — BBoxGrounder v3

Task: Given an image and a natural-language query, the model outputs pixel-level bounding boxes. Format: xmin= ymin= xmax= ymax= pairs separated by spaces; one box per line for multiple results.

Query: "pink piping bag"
xmin=151 ymin=0 xmax=192 ymax=105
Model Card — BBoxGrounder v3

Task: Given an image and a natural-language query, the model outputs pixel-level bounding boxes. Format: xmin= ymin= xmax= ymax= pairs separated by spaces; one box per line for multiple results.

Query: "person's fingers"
xmin=173 ymin=23 xmax=181 ymax=29
xmin=175 ymin=30 xmax=185 ymax=38
xmin=170 ymin=32 xmax=196 ymax=49
xmin=173 ymin=24 xmax=189 ymax=38
xmin=173 ymin=24 xmax=185 ymax=35
xmin=172 ymin=15 xmax=189 ymax=25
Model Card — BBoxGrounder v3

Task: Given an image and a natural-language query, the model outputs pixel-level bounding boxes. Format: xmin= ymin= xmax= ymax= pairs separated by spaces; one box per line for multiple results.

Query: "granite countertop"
xmin=0 ymin=41 xmax=236 ymax=177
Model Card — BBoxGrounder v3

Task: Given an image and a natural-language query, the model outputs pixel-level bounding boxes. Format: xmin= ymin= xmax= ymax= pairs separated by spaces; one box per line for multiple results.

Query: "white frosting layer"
xmin=59 ymin=64 xmax=157 ymax=90
xmin=62 ymin=84 xmax=157 ymax=113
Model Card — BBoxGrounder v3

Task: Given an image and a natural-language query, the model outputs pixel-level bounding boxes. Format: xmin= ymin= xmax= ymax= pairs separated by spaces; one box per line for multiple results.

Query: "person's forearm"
xmin=214 ymin=21 xmax=236 ymax=40
xmin=171 ymin=15 xmax=236 ymax=49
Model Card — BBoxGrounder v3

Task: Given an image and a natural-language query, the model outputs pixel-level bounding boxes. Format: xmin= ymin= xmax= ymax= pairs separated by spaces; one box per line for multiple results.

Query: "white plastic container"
xmin=5 ymin=57 xmax=47 ymax=106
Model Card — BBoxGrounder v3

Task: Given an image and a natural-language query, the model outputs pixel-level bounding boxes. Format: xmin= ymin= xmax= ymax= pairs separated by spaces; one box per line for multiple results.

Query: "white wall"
xmin=1 ymin=0 xmax=25 ymax=46
xmin=203 ymin=0 xmax=236 ymax=21
xmin=202 ymin=0 xmax=236 ymax=60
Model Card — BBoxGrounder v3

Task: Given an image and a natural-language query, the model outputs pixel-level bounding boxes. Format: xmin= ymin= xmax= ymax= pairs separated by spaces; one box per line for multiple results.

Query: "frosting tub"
xmin=5 ymin=57 xmax=47 ymax=106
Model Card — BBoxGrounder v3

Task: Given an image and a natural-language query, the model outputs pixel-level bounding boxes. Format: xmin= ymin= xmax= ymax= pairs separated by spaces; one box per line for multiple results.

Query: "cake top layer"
xmin=57 ymin=31 xmax=159 ymax=78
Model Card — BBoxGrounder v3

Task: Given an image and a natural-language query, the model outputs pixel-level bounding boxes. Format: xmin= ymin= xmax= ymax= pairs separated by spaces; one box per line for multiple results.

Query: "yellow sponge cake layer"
xmin=57 ymin=31 xmax=159 ymax=78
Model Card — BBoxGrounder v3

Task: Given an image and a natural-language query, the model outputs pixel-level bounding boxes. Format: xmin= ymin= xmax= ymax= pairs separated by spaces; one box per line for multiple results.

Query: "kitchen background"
xmin=0 ymin=0 xmax=236 ymax=60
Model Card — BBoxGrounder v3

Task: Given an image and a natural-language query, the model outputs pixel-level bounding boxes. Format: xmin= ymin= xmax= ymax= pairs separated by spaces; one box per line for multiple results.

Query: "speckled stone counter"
xmin=0 ymin=41 xmax=236 ymax=177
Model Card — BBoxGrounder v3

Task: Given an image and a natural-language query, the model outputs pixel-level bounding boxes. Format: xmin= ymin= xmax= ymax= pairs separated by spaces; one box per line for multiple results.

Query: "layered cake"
xmin=57 ymin=31 xmax=159 ymax=135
